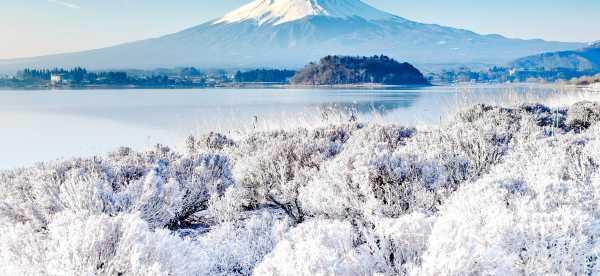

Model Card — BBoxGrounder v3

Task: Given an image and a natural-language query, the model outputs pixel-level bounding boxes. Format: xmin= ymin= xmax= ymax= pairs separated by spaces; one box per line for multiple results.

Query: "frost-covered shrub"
xmin=190 ymin=132 xmax=237 ymax=153
xmin=420 ymin=124 xmax=600 ymax=275
xmin=520 ymin=103 xmax=567 ymax=129
xmin=254 ymin=214 xmax=435 ymax=276
xmin=11 ymin=212 xmax=209 ymax=275
xmin=452 ymin=104 xmax=521 ymax=173
xmin=561 ymin=137 xmax=600 ymax=183
xmin=195 ymin=210 xmax=291 ymax=275
xmin=297 ymin=124 xmax=418 ymax=220
xmin=0 ymin=158 xmax=117 ymax=228
xmin=567 ymin=101 xmax=600 ymax=132
xmin=3 ymin=101 xmax=600 ymax=275
xmin=0 ymin=146 xmax=233 ymax=230
xmin=229 ymin=124 xmax=362 ymax=223
xmin=299 ymin=104 xmax=527 ymax=220
xmin=367 ymin=153 xmax=441 ymax=216
xmin=254 ymin=219 xmax=383 ymax=275
xmin=370 ymin=212 xmax=436 ymax=275
xmin=0 ymin=222 xmax=47 ymax=275
xmin=1 ymin=210 xmax=289 ymax=276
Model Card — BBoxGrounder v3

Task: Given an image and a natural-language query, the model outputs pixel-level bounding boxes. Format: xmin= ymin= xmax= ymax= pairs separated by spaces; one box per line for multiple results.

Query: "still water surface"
xmin=0 ymin=85 xmax=589 ymax=169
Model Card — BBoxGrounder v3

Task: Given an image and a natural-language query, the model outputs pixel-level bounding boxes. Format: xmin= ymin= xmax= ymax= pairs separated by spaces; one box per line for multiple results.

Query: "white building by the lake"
xmin=50 ymin=74 xmax=64 ymax=85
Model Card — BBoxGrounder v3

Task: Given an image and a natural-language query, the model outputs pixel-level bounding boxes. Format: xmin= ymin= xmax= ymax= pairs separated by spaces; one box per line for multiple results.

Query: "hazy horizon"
xmin=2 ymin=0 xmax=600 ymax=60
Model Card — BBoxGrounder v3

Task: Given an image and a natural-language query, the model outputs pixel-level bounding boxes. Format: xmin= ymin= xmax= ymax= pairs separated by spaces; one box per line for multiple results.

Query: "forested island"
xmin=290 ymin=55 xmax=429 ymax=85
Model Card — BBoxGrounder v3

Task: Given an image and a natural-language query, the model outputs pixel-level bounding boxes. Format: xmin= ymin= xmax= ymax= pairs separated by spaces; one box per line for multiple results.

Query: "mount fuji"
xmin=0 ymin=0 xmax=586 ymax=72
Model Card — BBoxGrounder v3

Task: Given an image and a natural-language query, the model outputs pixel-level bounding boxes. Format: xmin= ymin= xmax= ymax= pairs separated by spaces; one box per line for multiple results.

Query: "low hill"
xmin=510 ymin=42 xmax=600 ymax=71
xmin=290 ymin=55 xmax=429 ymax=85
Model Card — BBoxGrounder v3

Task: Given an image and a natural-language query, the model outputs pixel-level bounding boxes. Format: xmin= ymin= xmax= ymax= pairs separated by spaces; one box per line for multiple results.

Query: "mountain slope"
xmin=510 ymin=42 xmax=600 ymax=71
xmin=0 ymin=0 xmax=585 ymax=72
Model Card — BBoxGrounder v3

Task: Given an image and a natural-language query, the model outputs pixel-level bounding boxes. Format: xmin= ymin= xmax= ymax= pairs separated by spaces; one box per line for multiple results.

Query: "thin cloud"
xmin=48 ymin=0 xmax=81 ymax=9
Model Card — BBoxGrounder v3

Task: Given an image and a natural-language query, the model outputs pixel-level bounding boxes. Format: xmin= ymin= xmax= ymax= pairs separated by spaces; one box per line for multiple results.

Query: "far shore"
xmin=0 ymin=82 xmax=433 ymax=91
xmin=2 ymin=82 xmax=598 ymax=91
xmin=220 ymin=82 xmax=432 ymax=89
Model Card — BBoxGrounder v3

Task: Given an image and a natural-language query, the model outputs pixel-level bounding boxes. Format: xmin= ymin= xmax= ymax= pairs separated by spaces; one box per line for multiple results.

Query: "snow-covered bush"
xmin=419 ymin=123 xmax=600 ymax=275
xmin=227 ymin=124 xmax=363 ymax=223
xmin=0 ymin=221 xmax=47 ymax=275
xmin=2 ymin=101 xmax=600 ymax=275
xmin=0 ymin=145 xmax=233 ymax=230
xmin=1 ymin=210 xmax=289 ymax=276
xmin=254 ymin=219 xmax=383 ymax=275
xmin=195 ymin=210 xmax=291 ymax=275
xmin=567 ymin=101 xmax=600 ymax=132
xmin=1 ymin=212 xmax=209 ymax=275
xmin=299 ymin=104 xmax=528 ymax=220
xmin=370 ymin=212 xmax=436 ymax=275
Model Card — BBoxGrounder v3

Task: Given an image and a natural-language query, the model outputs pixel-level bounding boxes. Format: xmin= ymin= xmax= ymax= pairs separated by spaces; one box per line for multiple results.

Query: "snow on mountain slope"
xmin=214 ymin=0 xmax=396 ymax=26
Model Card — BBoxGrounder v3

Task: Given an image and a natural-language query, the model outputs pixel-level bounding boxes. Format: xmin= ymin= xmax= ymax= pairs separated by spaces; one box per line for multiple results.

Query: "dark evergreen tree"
xmin=290 ymin=55 xmax=429 ymax=85
xmin=234 ymin=69 xmax=296 ymax=83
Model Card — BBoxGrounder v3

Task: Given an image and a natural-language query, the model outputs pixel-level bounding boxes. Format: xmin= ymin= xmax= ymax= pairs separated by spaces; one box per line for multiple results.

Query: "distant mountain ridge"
xmin=0 ymin=0 xmax=586 ymax=73
xmin=510 ymin=42 xmax=600 ymax=71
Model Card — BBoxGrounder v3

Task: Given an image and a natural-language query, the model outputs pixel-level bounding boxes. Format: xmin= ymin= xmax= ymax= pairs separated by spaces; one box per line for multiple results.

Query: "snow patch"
xmin=214 ymin=0 xmax=395 ymax=26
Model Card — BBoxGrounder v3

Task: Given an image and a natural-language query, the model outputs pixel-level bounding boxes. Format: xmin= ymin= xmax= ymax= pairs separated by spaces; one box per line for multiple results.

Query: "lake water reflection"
xmin=0 ymin=85 xmax=590 ymax=169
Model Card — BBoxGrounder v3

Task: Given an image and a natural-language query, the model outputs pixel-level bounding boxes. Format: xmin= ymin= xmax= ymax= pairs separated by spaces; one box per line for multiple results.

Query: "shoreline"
xmin=2 ymin=82 xmax=596 ymax=91
xmin=0 ymin=83 xmax=433 ymax=91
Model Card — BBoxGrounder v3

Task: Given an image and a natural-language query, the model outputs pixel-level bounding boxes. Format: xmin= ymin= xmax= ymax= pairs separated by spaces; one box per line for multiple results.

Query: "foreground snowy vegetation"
xmin=2 ymin=100 xmax=600 ymax=275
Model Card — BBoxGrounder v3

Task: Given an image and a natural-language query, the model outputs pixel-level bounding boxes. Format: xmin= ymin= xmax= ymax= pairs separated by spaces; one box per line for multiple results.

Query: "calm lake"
xmin=0 ymin=84 xmax=594 ymax=169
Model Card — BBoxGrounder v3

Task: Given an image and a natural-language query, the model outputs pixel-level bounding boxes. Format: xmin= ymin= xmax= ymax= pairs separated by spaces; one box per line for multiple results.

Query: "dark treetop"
xmin=290 ymin=55 xmax=429 ymax=85
xmin=234 ymin=69 xmax=296 ymax=83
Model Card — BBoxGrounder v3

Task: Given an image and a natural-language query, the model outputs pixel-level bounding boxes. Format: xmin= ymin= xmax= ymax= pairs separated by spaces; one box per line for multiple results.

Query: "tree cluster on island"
xmin=289 ymin=55 xmax=430 ymax=85
xmin=234 ymin=69 xmax=296 ymax=83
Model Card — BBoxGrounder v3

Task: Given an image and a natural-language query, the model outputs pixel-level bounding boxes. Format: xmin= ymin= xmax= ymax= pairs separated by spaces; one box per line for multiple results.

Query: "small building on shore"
xmin=50 ymin=74 xmax=64 ymax=85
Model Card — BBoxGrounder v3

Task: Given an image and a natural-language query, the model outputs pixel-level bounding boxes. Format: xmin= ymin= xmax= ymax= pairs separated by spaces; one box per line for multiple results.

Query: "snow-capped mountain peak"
xmin=214 ymin=0 xmax=396 ymax=26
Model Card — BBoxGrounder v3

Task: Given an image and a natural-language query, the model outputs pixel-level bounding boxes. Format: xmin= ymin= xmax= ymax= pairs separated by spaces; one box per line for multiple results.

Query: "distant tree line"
xmin=290 ymin=55 xmax=429 ymax=85
xmin=13 ymin=67 xmax=207 ymax=87
xmin=427 ymin=66 xmax=600 ymax=83
xmin=569 ymin=73 xmax=600 ymax=85
xmin=18 ymin=68 xmax=129 ymax=84
xmin=19 ymin=68 xmax=89 ymax=82
xmin=234 ymin=69 xmax=296 ymax=83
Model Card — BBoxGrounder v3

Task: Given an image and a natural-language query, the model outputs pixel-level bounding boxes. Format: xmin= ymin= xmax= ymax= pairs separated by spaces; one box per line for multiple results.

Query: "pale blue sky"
xmin=2 ymin=0 xmax=599 ymax=59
